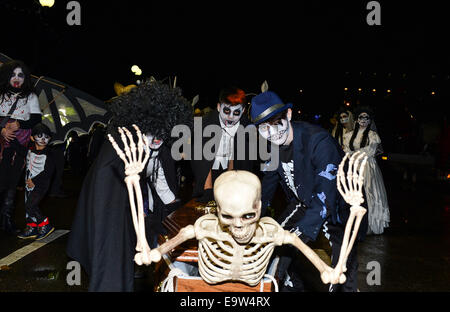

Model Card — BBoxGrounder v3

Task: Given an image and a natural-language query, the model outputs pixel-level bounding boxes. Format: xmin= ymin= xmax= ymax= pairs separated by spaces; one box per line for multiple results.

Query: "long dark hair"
xmin=349 ymin=122 xmax=371 ymax=151
xmin=333 ymin=108 xmax=353 ymax=146
xmin=0 ymin=60 xmax=34 ymax=99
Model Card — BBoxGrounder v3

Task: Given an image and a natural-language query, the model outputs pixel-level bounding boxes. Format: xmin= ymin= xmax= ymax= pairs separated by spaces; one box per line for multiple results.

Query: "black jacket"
xmin=190 ymin=110 xmax=256 ymax=197
xmin=66 ymin=129 xmax=179 ymax=292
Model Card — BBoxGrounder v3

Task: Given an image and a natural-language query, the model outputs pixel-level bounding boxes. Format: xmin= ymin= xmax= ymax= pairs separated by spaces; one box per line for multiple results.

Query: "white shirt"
xmin=212 ymin=119 xmax=240 ymax=170
xmin=0 ymin=93 xmax=41 ymax=120
xmin=145 ymin=150 xmax=175 ymax=212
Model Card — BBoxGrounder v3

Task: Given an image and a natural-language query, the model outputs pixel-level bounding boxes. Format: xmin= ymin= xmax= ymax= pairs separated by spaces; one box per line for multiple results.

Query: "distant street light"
xmin=131 ymin=65 xmax=142 ymax=76
xmin=39 ymin=0 xmax=55 ymax=7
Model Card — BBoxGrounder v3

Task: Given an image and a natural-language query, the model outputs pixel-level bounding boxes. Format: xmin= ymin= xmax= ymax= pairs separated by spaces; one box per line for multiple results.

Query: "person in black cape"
xmin=66 ymin=80 xmax=192 ymax=291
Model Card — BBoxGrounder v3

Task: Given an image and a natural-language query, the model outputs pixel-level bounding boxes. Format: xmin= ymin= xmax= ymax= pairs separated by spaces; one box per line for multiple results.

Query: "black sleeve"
xmin=31 ymin=152 xmax=56 ymax=193
xmin=18 ymin=114 xmax=42 ymax=129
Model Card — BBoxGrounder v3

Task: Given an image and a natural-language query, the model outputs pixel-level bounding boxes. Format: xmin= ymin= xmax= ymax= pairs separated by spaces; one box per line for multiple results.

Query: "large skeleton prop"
xmin=108 ymin=125 xmax=368 ymax=287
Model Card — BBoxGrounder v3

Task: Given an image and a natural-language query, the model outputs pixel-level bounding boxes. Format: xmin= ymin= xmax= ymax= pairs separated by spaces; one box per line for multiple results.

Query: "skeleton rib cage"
xmin=195 ymin=215 xmax=284 ymax=286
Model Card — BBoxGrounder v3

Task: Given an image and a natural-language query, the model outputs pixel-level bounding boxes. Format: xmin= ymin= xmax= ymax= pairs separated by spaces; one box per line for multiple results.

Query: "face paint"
xmin=258 ymin=118 xmax=290 ymax=145
xmin=10 ymin=67 xmax=25 ymax=89
xmin=357 ymin=113 xmax=370 ymax=128
xmin=146 ymin=134 xmax=163 ymax=150
xmin=219 ymin=103 xmax=243 ymax=127
xmin=340 ymin=113 xmax=349 ymax=124
xmin=34 ymin=133 xmax=51 ymax=147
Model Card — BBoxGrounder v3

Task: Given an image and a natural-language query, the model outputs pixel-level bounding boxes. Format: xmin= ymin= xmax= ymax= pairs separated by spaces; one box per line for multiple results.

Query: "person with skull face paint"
xmin=0 ymin=60 xmax=42 ymax=235
xmin=250 ymin=91 xmax=359 ymax=292
xmin=331 ymin=107 xmax=354 ymax=148
xmin=17 ymin=123 xmax=56 ymax=240
xmin=190 ymin=86 xmax=255 ymax=203
xmin=343 ymin=106 xmax=390 ymax=235
xmin=66 ymin=80 xmax=193 ymax=291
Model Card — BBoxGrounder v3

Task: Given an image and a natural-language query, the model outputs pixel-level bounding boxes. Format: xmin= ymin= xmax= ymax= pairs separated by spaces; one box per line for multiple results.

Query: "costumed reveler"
xmin=18 ymin=123 xmax=55 ymax=240
xmin=0 ymin=60 xmax=42 ymax=234
xmin=66 ymin=79 xmax=193 ymax=291
xmin=331 ymin=107 xmax=354 ymax=149
xmin=190 ymin=86 xmax=255 ymax=203
xmin=250 ymin=91 xmax=359 ymax=292
xmin=343 ymin=106 xmax=390 ymax=235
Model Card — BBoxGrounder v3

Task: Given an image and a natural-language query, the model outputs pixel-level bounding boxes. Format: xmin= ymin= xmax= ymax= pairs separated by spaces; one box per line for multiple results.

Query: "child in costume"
xmin=17 ymin=123 xmax=55 ymax=240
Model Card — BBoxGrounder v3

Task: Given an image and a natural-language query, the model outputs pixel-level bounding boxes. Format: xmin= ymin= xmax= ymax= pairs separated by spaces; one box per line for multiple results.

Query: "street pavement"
xmin=0 ymin=159 xmax=449 ymax=292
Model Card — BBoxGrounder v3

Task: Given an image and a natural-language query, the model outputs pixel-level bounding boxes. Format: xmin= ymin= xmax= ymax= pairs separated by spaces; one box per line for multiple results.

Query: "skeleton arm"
xmin=282 ymin=231 xmax=345 ymax=284
xmin=148 ymin=225 xmax=196 ymax=263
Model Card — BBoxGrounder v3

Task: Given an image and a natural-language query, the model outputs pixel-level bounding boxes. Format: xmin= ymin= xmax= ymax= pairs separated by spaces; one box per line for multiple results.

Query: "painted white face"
xmin=33 ymin=133 xmax=51 ymax=147
xmin=218 ymin=103 xmax=244 ymax=127
xmin=10 ymin=67 xmax=25 ymax=89
xmin=258 ymin=118 xmax=290 ymax=145
xmin=340 ymin=113 xmax=349 ymax=124
xmin=357 ymin=113 xmax=370 ymax=128
xmin=146 ymin=134 xmax=163 ymax=150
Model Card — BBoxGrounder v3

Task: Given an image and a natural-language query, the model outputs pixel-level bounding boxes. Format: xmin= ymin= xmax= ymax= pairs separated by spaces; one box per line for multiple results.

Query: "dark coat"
xmin=190 ymin=110 xmax=256 ymax=197
xmin=261 ymin=121 xmax=347 ymax=241
xmin=66 ymin=129 xmax=178 ymax=292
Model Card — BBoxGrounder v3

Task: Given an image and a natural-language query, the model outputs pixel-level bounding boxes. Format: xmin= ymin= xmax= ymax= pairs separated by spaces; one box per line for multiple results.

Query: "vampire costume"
xmin=66 ymin=80 xmax=192 ymax=291
xmin=190 ymin=86 xmax=255 ymax=202
xmin=0 ymin=60 xmax=42 ymax=234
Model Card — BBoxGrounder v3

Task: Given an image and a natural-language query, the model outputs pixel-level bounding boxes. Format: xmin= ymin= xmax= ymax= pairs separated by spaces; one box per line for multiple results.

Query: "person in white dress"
xmin=343 ymin=106 xmax=390 ymax=235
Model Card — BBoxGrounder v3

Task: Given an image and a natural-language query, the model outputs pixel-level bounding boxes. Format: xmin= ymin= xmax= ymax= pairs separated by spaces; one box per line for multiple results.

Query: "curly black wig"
xmin=107 ymin=79 xmax=193 ymax=145
xmin=0 ymin=60 xmax=34 ymax=99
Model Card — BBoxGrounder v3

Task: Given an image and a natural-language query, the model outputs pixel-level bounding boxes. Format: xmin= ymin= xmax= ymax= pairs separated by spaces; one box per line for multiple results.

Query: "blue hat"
xmin=250 ymin=91 xmax=293 ymax=125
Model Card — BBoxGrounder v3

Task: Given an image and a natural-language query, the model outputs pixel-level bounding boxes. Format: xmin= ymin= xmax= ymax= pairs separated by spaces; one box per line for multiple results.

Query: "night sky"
xmin=1 ymin=0 xmax=449 ymax=119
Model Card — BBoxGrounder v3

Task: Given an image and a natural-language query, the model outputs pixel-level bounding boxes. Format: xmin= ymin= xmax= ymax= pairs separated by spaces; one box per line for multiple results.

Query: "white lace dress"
xmin=343 ymin=129 xmax=390 ymax=234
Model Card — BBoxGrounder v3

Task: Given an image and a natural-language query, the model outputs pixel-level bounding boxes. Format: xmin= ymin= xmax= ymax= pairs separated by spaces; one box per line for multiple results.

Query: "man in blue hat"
xmin=250 ymin=91 xmax=358 ymax=292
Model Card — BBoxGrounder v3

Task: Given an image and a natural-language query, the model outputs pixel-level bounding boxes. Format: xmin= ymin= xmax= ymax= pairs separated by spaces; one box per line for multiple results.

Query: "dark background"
xmin=1 ymin=0 xmax=449 ymax=153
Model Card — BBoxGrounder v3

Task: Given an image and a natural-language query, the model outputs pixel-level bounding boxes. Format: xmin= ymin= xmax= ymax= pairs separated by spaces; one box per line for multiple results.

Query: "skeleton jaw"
xmin=229 ymin=224 xmax=257 ymax=245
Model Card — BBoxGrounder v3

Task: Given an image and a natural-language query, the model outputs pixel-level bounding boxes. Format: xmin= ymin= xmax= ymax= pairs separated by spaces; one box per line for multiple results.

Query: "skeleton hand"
xmin=149 ymin=249 xmax=162 ymax=263
xmin=334 ymin=151 xmax=368 ymax=275
xmin=321 ymin=266 xmax=346 ymax=285
xmin=108 ymin=125 xmax=151 ymax=265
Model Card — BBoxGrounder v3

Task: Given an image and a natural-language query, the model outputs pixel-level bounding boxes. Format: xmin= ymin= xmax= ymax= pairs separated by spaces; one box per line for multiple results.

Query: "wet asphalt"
xmin=0 ymin=159 xmax=449 ymax=292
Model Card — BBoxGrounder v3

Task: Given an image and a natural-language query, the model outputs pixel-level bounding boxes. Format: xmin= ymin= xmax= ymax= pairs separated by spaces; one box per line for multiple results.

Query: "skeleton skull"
xmin=214 ymin=171 xmax=261 ymax=245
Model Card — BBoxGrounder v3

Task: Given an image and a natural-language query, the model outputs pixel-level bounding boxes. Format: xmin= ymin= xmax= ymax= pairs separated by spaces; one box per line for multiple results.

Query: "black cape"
xmin=66 ymin=130 xmax=178 ymax=292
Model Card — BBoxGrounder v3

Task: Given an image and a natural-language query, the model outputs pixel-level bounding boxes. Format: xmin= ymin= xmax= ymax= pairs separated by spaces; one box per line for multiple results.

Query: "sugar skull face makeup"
xmin=10 ymin=67 xmax=25 ymax=89
xmin=258 ymin=118 xmax=290 ymax=146
xmin=146 ymin=134 xmax=163 ymax=150
xmin=357 ymin=113 xmax=370 ymax=128
xmin=340 ymin=113 xmax=349 ymax=124
xmin=33 ymin=133 xmax=51 ymax=147
xmin=218 ymin=103 xmax=244 ymax=127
